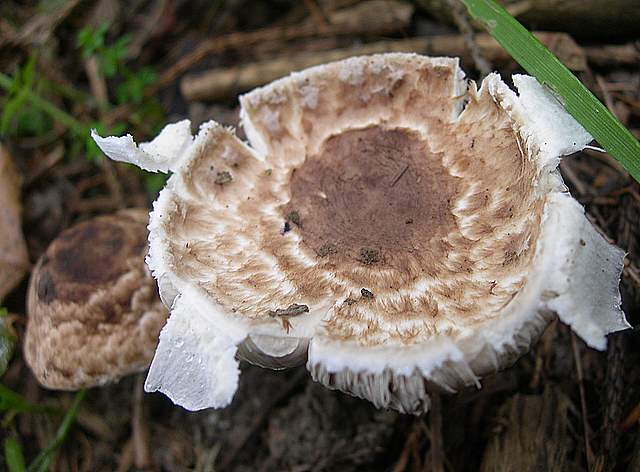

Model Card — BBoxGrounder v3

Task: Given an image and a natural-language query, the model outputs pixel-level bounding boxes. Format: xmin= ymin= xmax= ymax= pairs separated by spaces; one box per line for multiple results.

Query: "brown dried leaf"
xmin=0 ymin=144 xmax=29 ymax=302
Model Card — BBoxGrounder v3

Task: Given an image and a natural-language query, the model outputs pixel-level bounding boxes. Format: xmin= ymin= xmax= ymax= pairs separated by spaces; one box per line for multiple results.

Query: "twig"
xmin=127 ymin=0 xmax=169 ymax=58
xmin=70 ymin=195 xmax=120 ymax=214
xmin=303 ymin=0 xmax=330 ymax=30
xmin=217 ymin=369 xmax=306 ymax=470
xmin=153 ymin=0 xmax=413 ymax=95
xmin=83 ymin=56 xmax=109 ymax=109
xmin=429 ymin=393 xmax=445 ymax=472
xmin=571 ymin=333 xmax=594 ymax=470
xmin=24 ymin=145 xmax=65 ymax=185
xmin=82 ymin=54 xmax=126 ymax=208
xmin=560 ymin=161 xmax=591 ymax=196
xmin=98 ymin=158 xmax=126 ymax=209
xmin=181 ymin=32 xmax=582 ymax=102
xmin=600 ymin=191 xmax=638 ymax=469
xmin=391 ymin=418 xmax=423 ymax=472
xmin=596 ymin=76 xmax=621 ymax=122
xmin=584 ymin=43 xmax=640 ymax=68
xmin=74 ymin=173 xmax=106 ymax=194
xmin=620 ymin=402 xmax=640 ymax=432
xmin=601 ymin=332 xmax=626 ymax=471
xmin=390 ymin=164 xmax=409 ymax=187
xmin=583 ymin=148 xmax=630 ymax=177
xmin=624 ymin=260 xmax=640 ymax=288
xmin=76 ymin=431 xmax=94 ymax=472
xmin=446 ymin=0 xmax=492 ymax=77
xmin=116 ymin=437 xmax=135 ymax=472
xmin=11 ymin=0 xmax=81 ymax=47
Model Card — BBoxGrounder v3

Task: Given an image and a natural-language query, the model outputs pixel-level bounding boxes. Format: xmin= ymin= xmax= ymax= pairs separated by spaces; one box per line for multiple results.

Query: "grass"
xmin=462 ymin=0 xmax=640 ymax=183
xmin=0 ymin=315 xmax=83 ymax=471
xmin=0 ymin=72 xmax=87 ymax=138
xmin=0 ymin=385 xmax=85 ymax=471
xmin=26 ymin=390 xmax=86 ymax=472
xmin=4 ymin=436 xmax=26 ymax=472
xmin=0 ymin=22 xmax=167 ymax=193
xmin=0 ymin=23 xmax=161 ymax=469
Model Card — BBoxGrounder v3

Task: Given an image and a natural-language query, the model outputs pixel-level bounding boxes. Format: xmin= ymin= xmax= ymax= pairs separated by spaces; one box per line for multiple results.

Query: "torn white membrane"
xmin=91 ymin=120 xmax=193 ymax=173
xmin=94 ymin=54 xmax=629 ymax=414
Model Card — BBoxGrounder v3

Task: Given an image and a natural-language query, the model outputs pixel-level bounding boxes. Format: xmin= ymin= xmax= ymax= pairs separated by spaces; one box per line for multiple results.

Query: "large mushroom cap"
xmin=25 ymin=209 xmax=168 ymax=390
xmin=93 ymin=54 xmax=629 ymax=414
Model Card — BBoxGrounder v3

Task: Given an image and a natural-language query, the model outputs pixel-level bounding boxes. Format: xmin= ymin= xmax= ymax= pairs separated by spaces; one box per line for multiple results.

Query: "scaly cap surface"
xmin=93 ymin=54 xmax=628 ymax=413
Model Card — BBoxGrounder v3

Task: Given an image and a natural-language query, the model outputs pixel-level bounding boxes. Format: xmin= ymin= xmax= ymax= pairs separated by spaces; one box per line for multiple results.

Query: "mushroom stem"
xmin=132 ymin=374 xmax=152 ymax=469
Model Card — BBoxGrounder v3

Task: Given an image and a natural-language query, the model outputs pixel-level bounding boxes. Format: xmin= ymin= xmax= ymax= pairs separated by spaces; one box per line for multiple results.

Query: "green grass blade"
xmin=27 ymin=390 xmax=86 ymax=472
xmin=0 ymin=72 xmax=88 ymax=138
xmin=4 ymin=437 xmax=26 ymax=472
xmin=461 ymin=0 xmax=640 ymax=183
xmin=0 ymin=385 xmax=46 ymax=414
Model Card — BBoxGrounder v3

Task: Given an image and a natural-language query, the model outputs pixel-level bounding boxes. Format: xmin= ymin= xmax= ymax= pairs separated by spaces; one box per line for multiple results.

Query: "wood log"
xmin=416 ymin=0 xmax=640 ymax=40
xmin=181 ymin=31 xmax=585 ymax=102
xmin=154 ymin=0 xmax=413 ymax=91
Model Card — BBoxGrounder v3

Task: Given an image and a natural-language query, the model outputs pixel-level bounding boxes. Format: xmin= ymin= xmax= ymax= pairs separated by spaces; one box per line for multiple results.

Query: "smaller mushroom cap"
xmin=24 ymin=209 xmax=168 ymax=390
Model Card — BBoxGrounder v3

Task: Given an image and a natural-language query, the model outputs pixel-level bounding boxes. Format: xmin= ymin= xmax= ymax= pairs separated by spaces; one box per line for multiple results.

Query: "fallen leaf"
xmin=0 ymin=144 xmax=29 ymax=302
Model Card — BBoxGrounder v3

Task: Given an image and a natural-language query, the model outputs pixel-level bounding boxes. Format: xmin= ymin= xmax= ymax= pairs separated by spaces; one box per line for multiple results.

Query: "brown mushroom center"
xmin=286 ymin=126 xmax=459 ymax=263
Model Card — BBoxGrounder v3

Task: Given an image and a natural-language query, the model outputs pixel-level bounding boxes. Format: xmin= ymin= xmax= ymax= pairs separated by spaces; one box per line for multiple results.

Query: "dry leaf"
xmin=0 ymin=144 xmax=29 ymax=302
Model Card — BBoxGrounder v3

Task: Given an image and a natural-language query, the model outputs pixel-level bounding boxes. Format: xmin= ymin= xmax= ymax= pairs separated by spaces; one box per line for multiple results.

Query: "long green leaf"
xmin=461 ymin=0 xmax=640 ymax=183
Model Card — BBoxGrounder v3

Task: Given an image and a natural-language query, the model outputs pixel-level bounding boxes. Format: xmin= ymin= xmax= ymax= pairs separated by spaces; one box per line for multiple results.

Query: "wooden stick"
xmin=429 ymin=393 xmax=445 ymax=472
xmin=217 ymin=370 xmax=306 ymax=470
xmin=391 ymin=419 xmax=423 ymax=472
xmin=446 ymin=0 xmax=492 ymax=77
xmin=153 ymin=0 xmax=413 ymax=93
xmin=181 ymin=31 xmax=586 ymax=102
xmin=83 ymin=56 xmax=108 ymax=108
xmin=571 ymin=332 xmax=595 ymax=470
xmin=583 ymin=43 xmax=640 ymax=68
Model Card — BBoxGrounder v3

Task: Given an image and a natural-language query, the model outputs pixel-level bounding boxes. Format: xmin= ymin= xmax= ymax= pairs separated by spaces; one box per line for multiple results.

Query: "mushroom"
xmin=92 ymin=54 xmax=629 ymax=414
xmin=25 ymin=209 xmax=168 ymax=389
